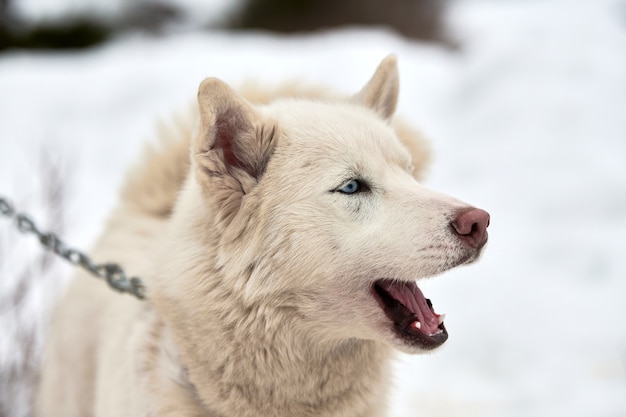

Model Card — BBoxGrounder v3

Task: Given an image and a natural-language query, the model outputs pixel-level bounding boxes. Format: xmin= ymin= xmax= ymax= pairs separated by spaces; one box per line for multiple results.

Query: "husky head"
xmin=172 ymin=55 xmax=489 ymax=355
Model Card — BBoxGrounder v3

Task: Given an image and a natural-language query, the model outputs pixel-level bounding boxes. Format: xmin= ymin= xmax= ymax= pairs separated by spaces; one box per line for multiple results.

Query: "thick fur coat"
xmin=36 ymin=56 xmax=489 ymax=417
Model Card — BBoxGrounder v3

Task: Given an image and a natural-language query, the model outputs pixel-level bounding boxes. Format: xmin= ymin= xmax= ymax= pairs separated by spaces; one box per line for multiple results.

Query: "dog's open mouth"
xmin=373 ymin=279 xmax=447 ymax=350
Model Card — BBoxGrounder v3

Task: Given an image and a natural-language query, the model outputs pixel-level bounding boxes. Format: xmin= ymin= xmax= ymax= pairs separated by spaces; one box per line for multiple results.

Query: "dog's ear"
xmin=194 ymin=78 xmax=276 ymax=185
xmin=353 ymin=54 xmax=399 ymax=121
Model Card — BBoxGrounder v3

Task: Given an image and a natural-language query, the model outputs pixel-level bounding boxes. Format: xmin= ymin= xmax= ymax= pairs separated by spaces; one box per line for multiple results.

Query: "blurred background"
xmin=1 ymin=0 xmax=625 ymax=416
xmin=1 ymin=0 xmax=449 ymax=50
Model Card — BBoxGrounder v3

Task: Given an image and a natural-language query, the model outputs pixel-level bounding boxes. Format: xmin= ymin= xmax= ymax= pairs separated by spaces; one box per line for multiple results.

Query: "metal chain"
xmin=0 ymin=196 xmax=146 ymax=300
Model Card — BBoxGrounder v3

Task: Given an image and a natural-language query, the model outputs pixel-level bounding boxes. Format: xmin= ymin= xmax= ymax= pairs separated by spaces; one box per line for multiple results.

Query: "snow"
xmin=1 ymin=0 xmax=626 ymax=416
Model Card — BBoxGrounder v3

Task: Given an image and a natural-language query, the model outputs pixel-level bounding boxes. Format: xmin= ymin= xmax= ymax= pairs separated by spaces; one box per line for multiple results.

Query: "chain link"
xmin=0 ymin=196 xmax=146 ymax=300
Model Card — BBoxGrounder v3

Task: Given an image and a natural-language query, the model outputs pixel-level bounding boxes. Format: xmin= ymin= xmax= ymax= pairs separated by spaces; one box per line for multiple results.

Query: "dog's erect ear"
xmin=353 ymin=55 xmax=399 ymax=121
xmin=194 ymin=78 xmax=276 ymax=182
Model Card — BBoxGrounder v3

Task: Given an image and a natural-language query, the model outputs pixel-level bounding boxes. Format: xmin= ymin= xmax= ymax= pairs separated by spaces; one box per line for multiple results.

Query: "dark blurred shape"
xmin=227 ymin=0 xmax=449 ymax=43
xmin=0 ymin=0 xmax=449 ymax=51
xmin=0 ymin=1 xmax=181 ymax=51
xmin=0 ymin=0 xmax=8 ymax=19
xmin=0 ymin=19 xmax=110 ymax=51
xmin=0 ymin=0 xmax=111 ymax=53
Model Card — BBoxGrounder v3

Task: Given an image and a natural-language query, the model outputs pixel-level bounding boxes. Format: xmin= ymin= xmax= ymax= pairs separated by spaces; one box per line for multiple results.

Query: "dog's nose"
xmin=451 ymin=208 xmax=490 ymax=249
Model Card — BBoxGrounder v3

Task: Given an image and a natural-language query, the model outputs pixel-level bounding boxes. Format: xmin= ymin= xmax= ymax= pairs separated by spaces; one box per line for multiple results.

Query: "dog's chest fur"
xmin=141 ymin=303 xmax=392 ymax=417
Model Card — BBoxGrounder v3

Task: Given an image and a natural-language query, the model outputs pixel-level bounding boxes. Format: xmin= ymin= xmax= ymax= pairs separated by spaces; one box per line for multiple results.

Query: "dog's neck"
xmin=154 ymin=291 xmax=392 ymax=417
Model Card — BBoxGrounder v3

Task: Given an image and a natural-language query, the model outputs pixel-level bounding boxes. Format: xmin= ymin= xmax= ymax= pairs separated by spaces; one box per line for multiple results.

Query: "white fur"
xmin=36 ymin=56 xmax=486 ymax=417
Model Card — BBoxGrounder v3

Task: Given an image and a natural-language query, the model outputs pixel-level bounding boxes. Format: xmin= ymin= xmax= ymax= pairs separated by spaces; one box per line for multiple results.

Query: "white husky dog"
xmin=36 ymin=55 xmax=489 ymax=417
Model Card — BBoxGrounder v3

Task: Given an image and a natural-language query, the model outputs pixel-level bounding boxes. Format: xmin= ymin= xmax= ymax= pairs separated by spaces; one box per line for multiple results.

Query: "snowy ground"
xmin=1 ymin=0 xmax=626 ymax=416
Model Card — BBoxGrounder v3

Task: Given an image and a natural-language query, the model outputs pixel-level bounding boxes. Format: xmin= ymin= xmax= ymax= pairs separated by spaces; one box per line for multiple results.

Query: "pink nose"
xmin=451 ymin=208 xmax=490 ymax=249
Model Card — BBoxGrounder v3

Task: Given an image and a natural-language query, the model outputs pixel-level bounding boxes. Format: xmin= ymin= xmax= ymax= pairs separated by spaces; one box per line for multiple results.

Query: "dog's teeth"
xmin=411 ymin=321 xmax=421 ymax=329
xmin=438 ymin=314 xmax=446 ymax=325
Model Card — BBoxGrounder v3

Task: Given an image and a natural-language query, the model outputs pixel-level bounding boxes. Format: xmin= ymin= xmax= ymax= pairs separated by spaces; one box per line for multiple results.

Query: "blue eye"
xmin=339 ymin=180 xmax=361 ymax=194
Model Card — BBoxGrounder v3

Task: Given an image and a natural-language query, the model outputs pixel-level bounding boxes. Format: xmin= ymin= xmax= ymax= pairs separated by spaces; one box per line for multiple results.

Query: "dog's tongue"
xmin=379 ymin=281 xmax=441 ymax=335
